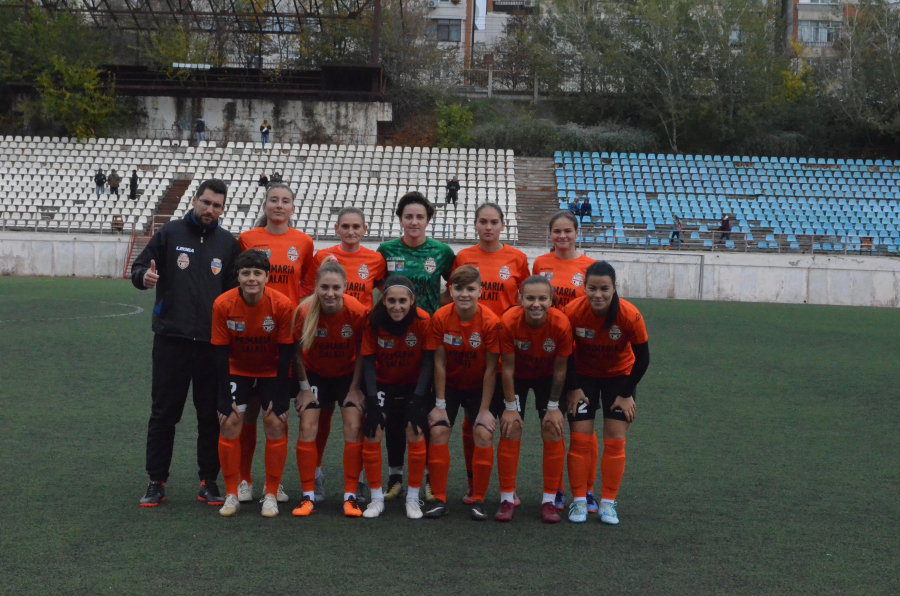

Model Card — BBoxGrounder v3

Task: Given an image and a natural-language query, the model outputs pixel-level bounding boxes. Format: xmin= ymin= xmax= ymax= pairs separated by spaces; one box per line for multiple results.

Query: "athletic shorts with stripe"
xmin=219 ymin=376 xmax=287 ymax=417
xmin=570 ymin=374 xmax=636 ymax=423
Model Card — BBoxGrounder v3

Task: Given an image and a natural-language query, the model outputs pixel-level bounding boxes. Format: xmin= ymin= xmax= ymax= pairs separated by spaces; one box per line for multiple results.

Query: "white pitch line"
xmin=0 ymin=299 xmax=145 ymax=323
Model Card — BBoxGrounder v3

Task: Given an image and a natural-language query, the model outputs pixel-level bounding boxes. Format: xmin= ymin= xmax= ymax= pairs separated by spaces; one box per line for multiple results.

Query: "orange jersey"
xmin=432 ymin=303 xmax=502 ymax=391
xmin=238 ymin=227 xmax=315 ymax=308
xmin=452 ymin=244 xmax=529 ymax=316
xmin=499 ymin=306 xmax=573 ymax=380
xmin=361 ymin=308 xmax=436 ymax=386
xmin=564 ymin=296 xmax=649 ymax=378
xmin=211 ymin=286 xmax=294 ymax=377
xmin=301 ymin=245 xmax=386 ymax=310
xmin=292 ymin=294 xmax=368 ymax=378
xmin=531 ymin=253 xmax=595 ymax=309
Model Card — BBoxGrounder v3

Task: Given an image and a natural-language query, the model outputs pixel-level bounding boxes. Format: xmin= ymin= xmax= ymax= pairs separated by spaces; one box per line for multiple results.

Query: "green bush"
xmin=472 ymin=118 xmax=655 ymax=156
xmin=434 ymin=101 xmax=474 ymax=148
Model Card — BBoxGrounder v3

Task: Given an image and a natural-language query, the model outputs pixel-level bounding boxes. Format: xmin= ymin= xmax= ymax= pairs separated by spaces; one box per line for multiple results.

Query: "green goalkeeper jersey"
xmin=376 ymin=237 xmax=455 ymax=315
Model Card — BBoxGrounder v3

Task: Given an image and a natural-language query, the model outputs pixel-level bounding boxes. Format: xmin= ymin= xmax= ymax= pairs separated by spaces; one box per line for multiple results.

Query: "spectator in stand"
xmin=94 ymin=168 xmax=107 ymax=197
xmin=130 ymin=170 xmax=139 ymax=202
xmin=271 ymin=172 xmax=283 ymax=184
xmin=569 ymin=198 xmax=581 ymax=216
xmin=579 ymin=200 xmax=592 ymax=222
xmin=671 ymin=215 xmax=683 ymax=247
xmin=196 ymin=118 xmax=206 ymax=144
xmin=258 ymin=173 xmax=269 ymax=188
xmin=446 ymin=177 xmax=460 ymax=205
xmin=108 ymin=169 xmax=121 ymax=196
xmin=718 ymin=215 xmax=732 ymax=245
xmin=260 ymin=119 xmax=271 ymax=149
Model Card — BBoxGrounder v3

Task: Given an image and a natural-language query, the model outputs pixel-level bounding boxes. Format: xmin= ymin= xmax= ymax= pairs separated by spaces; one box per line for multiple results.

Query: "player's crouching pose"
xmin=496 ymin=275 xmax=573 ymax=524
xmin=564 ymin=261 xmax=649 ymax=525
xmin=424 ymin=266 xmax=501 ymax=520
xmin=291 ymin=261 xmax=368 ymax=518
xmin=360 ymin=276 xmax=437 ymax=519
xmin=212 ymin=250 xmax=295 ymax=517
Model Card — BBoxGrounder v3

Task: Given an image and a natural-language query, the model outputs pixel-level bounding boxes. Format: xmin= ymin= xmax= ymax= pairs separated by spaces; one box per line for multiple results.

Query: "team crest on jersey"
xmin=498 ymin=265 xmax=511 ymax=281
xmin=228 ymin=320 xmax=246 ymax=332
xmin=358 ymin=263 xmax=370 ymax=280
xmin=387 ymin=259 xmax=404 ymax=272
xmin=444 ymin=334 xmax=463 ymax=346
xmin=576 ymin=327 xmax=596 ymax=339
xmin=262 ymin=316 xmax=275 ymax=333
xmin=424 ymin=257 xmax=437 ymax=274
xmin=316 ymin=328 xmax=328 ymax=338
xmin=572 ymin=272 xmax=585 ymax=287
xmin=609 ymin=325 xmax=622 ymax=341
xmin=287 ymin=246 xmax=299 ymax=262
xmin=177 ymin=252 xmax=190 ymax=270
xmin=210 ymin=258 xmax=222 ymax=275
xmin=469 ymin=332 xmax=482 ymax=349
xmin=540 ymin=271 xmax=553 ymax=281
xmin=378 ymin=338 xmax=395 ymax=349
xmin=514 ymin=340 xmax=531 ymax=351
xmin=405 ymin=332 xmax=418 ymax=347
xmin=341 ymin=324 xmax=353 ymax=339
xmin=543 ymin=338 xmax=556 ymax=353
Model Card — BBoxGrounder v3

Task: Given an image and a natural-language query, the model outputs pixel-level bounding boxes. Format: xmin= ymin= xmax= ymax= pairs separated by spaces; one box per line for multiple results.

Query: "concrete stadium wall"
xmin=124 ymin=97 xmax=393 ymax=145
xmin=0 ymin=232 xmax=131 ymax=278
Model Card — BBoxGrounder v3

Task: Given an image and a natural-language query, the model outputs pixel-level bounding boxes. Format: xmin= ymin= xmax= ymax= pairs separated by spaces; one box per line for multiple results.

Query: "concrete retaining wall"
xmin=0 ymin=232 xmax=131 ymax=278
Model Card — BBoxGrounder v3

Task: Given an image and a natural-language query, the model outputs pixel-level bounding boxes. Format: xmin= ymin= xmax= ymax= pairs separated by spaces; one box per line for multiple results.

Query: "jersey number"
xmin=376 ymin=391 xmax=386 ymax=408
xmin=230 ymin=382 xmax=237 ymax=398
xmin=577 ymin=402 xmax=588 ymax=414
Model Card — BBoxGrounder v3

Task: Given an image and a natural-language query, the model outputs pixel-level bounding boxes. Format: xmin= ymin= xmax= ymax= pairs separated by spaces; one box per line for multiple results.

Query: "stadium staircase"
xmin=514 ymin=157 xmax=560 ymax=246
xmin=122 ymin=178 xmax=191 ymax=279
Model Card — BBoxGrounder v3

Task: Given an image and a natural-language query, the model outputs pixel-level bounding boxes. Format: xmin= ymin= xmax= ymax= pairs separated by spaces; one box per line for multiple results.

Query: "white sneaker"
xmin=262 ymin=483 xmax=289 ymax=503
xmin=219 ymin=494 xmax=240 ymax=517
xmin=363 ymin=499 xmax=385 ymax=519
xmin=406 ymin=499 xmax=423 ymax=520
xmin=238 ymin=480 xmax=253 ymax=503
xmin=599 ymin=501 xmax=619 ymax=525
xmin=260 ymin=493 xmax=279 ymax=518
xmin=314 ymin=468 xmax=326 ymax=503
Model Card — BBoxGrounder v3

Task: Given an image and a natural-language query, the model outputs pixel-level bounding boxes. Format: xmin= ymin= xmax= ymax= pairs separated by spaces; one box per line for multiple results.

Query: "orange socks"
xmin=316 ymin=409 xmax=334 ymax=468
xmin=263 ymin=436 xmax=287 ymax=497
xmin=461 ymin=418 xmax=475 ymax=478
xmin=427 ymin=442 xmax=451 ymax=502
xmin=567 ymin=433 xmax=592 ymax=499
xmin=587 ymin=431 xmax=599 ymax=493
xmin=362 ymin=440 xmax=383 ymax=490
xmin=497 ymin=438 xmax=521 ymax=494
xmin=407 ymin=439 xmax=427 ymax=489
xmin=472 ymin=444 xmax=494 ymax=502
xmin=218 ymin=436 xmax=241 ymax=497
xmin=239 ymin=424 xmax=257 ymax=484
xmin=295 ymin=440 xmax=318 ymax=494
xmin=600 ymin=439 xmax=626 ymax=501
xmin=343 ymin=441 xmax=363 ymax=495
xmin=542 ymin=439 xmax=566 ymax=496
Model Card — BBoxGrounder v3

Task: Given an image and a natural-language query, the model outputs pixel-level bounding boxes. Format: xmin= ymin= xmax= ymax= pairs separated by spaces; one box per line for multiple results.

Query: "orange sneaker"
xmin=343 ymin=496 xmax=363 ymax=518
xmin=292 ymin=496 xmax=316 ymax=517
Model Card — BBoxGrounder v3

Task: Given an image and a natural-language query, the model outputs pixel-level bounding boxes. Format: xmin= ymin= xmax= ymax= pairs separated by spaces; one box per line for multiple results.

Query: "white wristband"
xmin=435 ymin=399 xmax=447 ymax=410
xmin=298 ymin=380 xmax=311 ymax=391
xmin=505 ymin=400 xmax=518 ymax=411
xmin=546 ymin=400 xmax=560 ymax=411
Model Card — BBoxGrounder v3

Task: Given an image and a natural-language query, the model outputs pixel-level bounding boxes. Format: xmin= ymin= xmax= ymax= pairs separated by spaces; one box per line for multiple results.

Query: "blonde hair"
xmin=255 ymin=183 xmax=295 ymax=228
xmin=293 ymin=260 xmax=347 ymax=349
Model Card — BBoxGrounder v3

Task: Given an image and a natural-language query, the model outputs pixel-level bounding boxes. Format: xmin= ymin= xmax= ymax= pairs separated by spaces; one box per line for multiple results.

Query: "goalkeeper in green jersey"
xmin=375 ymin=191 xmax=455 ymax=501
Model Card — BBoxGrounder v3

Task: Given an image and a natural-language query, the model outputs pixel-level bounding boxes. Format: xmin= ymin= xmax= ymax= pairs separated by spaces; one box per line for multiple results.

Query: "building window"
xmin=798 ymin=20 xmax=840 ymax=45
xmin=430 ymin=19 xmax=462 ymax=42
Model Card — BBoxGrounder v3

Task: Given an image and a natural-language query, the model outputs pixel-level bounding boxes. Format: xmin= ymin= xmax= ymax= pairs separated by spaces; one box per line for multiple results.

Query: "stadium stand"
xmin=555 ymin=151 xmax=900 ymax=255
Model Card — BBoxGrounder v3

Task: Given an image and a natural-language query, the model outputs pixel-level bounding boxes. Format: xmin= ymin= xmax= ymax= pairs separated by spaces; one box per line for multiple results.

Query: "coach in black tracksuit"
xmin=131 ymin=178 xmax=240 ymax=507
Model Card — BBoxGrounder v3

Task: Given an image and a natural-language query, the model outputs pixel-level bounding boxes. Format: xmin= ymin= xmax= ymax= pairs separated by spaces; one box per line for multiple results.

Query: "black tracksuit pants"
xmin=146 ymin=334 xmax=220 ymax=483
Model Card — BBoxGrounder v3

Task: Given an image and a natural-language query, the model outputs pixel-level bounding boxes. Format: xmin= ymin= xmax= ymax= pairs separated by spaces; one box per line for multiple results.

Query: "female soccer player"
xmin=291 ymin=261 xmax=369 ymax=518
xmin=531 ymin=210 xmax=595 ymax=510
xmin=359 ymin=276 xmax=436 ymax=519
xmin=236 ymin=183 xmax=315 ymax=505
xmin=451 ymin=202 xmax=529 ymax=504
xmin=564 ymin=261 xmax=649 ymax=525
xmin=495 ymin=275 xmax=573 ymax=524
xmin=376 ymin=192 xmax=454 ymax=500
xmin=300 ymin=207 xmax=386 ymax=502
xmin=212 ymin=250 xmax=295 ymax=517
xmin=424 ymin=266 xmax=501 ymax=519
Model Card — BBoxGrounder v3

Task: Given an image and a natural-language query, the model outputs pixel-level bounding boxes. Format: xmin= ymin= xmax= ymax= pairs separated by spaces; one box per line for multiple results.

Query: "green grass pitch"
xmin=1 ymin=277 xmax=898 ymax=595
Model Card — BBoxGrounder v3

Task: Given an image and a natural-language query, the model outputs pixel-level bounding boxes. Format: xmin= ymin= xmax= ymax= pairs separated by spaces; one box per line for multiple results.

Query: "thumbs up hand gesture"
xmin=143 ymin=259 xmax=160 ymax=288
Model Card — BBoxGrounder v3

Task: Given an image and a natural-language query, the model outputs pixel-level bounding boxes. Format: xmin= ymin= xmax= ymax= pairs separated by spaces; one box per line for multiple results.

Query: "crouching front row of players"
xmin=212 ymin=249 xmax=649 ymax=523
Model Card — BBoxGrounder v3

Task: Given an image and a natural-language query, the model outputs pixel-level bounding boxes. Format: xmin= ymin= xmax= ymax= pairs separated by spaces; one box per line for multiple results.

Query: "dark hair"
xmin=196 ymin=178 xmax=228 ymax=201
xmin=585 ymin=260 xmax=619 ymax=328
xmin=474 ymin=202 xmax=505 ymax=223
xmin=235 ymin=249 xmax=270 ymax=273
xmin=369 ymin=275 xmax=420 ymax=334
xmin=549 ymin=210 xmax=579 ymax=231
xmin=520 ymin=274 xmax=557 ymax=307
xmin=395 ymin=191 xmax=435 ymax=221
xmin=449 ymin=265 xmax=481 ymax=287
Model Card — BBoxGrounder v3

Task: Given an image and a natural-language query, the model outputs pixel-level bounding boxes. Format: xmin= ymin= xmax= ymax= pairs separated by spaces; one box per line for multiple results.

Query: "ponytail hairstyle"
xmin=293 ymin=260 xmax=347 ymax=348
xmin=448 ymin=265 xmax=481 ymax=288
xmin=369 ymin=275 xmax=420 ymax=336
xmin=585 ymin=260 xmax=619 ymax=329
xmin=254 ymin=182 xmax=296 ymax=228
xmin=520 ymin=274 xmax=558 ymax=308
xmin=474 ymin=201 xmax=505 ymax=223
xmin=548 ymin=210 xmax=579 ymax=231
